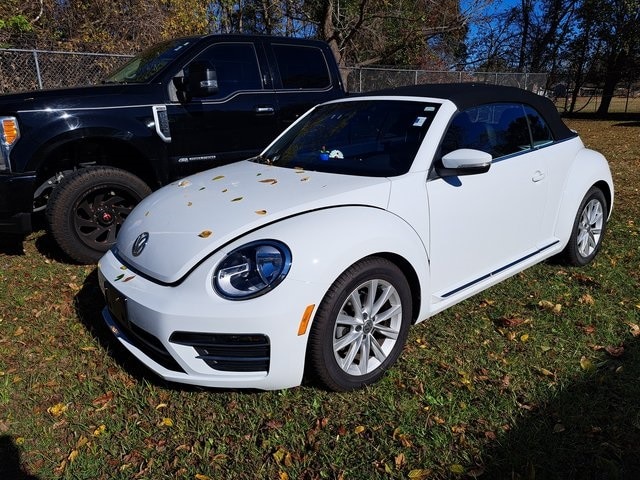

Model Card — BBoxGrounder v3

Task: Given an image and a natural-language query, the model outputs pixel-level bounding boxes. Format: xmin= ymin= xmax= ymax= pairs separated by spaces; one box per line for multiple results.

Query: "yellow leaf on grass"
xmin=68 ymin=450 xmax=79 ymax=462
xmin=520 ymin=333 xmax=529 ymax=342
xmin=354 ymin=425 xmax=366 ymax=434
xmin=93 ymin=425 xmax=106 ymax=437
xmin=408 ymin=469 xmax=431 ymax=479
xmin=47 ymin=403 xmax=67 ymax=417
xmin=537 ymin=367 xmax=556 ymax=378
xmin=195 ymin=475 xmax=211 ymax=480
xmin=160 ymin=417 xmax=174 ymax=427
xmin=580 ymin=356 xmax=595 ymax=372
xmin=279 ymin=472 xmax=289 ymax=480
xmin=450 ymin=464 xmax=465 ymax=474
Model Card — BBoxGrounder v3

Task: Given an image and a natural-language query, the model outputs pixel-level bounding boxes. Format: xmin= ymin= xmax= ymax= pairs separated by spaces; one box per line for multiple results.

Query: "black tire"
xmin=46 ymin=167 xmax=151 ymax=264
xmin=562 ymin=187 xmax=608 ymax=267
xmin=307 ymin=257 xmax=412 ymax=391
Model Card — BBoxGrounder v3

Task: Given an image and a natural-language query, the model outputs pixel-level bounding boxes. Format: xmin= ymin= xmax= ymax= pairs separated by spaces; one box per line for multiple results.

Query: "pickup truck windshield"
xmin=105 ymin=38 xmax=195 ymax=84
xmin=257 ymin=100 xmax=440 ymax=177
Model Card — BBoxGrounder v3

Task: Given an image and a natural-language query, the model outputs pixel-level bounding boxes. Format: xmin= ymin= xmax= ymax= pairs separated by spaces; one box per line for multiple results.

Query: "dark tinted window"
xmin=442 ymin=103 xmax=550 ymax=159
xmin=272 ymin=44 xmax=331 ymax=89
xmin=524 ymin=105 xmax=554 ymax=147
xmin=106 ymin=38 xmax=195 ymax=83
xmin=191 ymin=43 xmax=262 ymax=98
xmin=259 ymin=100 xmax=439 ymax=177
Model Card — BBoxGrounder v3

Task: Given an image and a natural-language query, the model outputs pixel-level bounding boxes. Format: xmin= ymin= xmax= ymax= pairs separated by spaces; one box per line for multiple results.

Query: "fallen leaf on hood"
xmin=177 ymin=180 xmax=191 ymax=187
xmin=212 ymin=175 xmax=225 ymax=181
xmin=255 ymin=210 xmax=267 ymax=215
xmin=231 ymin=197 xmax=243 ymax=202
xmin=198 ymin=230 xmax=213 ymax=238
xmin=259 ymin=178 xmax=278 ymax=185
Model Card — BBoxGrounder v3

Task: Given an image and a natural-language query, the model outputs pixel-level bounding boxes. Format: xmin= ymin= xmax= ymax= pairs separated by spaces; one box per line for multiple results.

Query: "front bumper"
xmin=0 ymin=173 xmax=36 ymax=234
xmin=98 ymin=249 xmax=318 ymax=390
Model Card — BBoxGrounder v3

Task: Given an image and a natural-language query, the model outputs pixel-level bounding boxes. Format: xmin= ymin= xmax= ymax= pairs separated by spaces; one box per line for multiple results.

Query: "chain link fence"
xmin=2 ymin=48 xmax=552 ymax=96
xmin=6 ymin=48 xmax=635 ymax=115
xmin=343 ymin=67 xmax=548 ymax=94
xmin=0 ymin=49 xmax=133 ymax=93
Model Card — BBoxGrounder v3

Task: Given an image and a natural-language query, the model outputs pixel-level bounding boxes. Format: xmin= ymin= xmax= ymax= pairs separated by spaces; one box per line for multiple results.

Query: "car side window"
xmin=190 ymin=43 xmax=262 ymax=98
xmin=272 ymin=44 xmax=331 ymax=89
xmin=441 ymin=103 xmax=552 ymax=160
xmin=524 ymin=105 xmax=554 ymax=147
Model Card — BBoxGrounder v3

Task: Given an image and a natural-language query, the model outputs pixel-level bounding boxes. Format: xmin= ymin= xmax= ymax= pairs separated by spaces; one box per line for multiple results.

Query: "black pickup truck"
xmin=0 ymin=34 xmax=345 ymax=262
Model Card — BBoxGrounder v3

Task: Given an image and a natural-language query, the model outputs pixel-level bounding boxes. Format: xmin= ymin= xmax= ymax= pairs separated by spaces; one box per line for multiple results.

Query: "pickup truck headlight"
xmin=214 ymin=240 xmax=292 ymax=300
xmin=0 ymin=116 xmax=20 ymax=171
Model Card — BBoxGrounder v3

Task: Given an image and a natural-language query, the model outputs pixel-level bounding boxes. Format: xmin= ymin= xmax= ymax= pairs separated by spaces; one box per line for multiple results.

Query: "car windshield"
xmin=256 ymin=100 xmax=440 ymax=177
xmin=104 ymin=38 xmax=195 ymax=84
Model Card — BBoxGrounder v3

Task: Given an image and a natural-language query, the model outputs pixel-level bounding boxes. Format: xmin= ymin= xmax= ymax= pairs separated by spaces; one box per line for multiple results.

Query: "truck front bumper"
xmin=0 ymin=173 xmax=36 ymax=234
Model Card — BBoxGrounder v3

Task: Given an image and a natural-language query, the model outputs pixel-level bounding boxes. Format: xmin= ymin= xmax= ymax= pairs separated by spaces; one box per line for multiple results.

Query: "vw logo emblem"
xmin=132 ymin=232 xmax=150 ymax=257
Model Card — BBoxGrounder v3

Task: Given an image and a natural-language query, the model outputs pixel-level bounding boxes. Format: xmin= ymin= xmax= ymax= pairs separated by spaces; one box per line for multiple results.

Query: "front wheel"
xmin=46 ymin=167 xmax=152 ymax=264
xmin=562 ymin=187 xmax=608 ymax=266
xmin=307 ymin=257 xmax=412 ymax=391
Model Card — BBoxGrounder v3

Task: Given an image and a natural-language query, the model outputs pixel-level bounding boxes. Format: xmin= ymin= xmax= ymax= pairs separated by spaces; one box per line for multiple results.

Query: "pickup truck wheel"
xmin=46 ymin=167 xmax=151 ymax=264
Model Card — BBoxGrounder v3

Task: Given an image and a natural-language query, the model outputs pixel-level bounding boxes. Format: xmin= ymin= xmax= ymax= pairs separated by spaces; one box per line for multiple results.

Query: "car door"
xmin=427 ymin=103 xmax=550 ymax=301
xmin=166 ymin=41 xmax=279 ymax=178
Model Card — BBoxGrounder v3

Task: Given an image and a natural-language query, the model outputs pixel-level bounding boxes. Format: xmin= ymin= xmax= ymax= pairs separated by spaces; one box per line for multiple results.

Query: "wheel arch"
xmin=554 ymin=149 xmax=614 ymax=249
xmin=33 ymin=135 xmax=160 ymax=190
xmin=374 ymin=252 xmax=422 ymax=324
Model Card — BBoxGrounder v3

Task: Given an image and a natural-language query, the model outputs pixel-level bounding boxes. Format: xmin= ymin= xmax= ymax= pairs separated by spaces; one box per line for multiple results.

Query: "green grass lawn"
xmin=1 ymin=118 xmax=639 ymax=480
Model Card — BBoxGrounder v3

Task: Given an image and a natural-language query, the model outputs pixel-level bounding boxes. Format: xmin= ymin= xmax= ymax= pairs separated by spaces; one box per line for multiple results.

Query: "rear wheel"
xmin=562 ymin=187 xmax=607 ymax=266
xmin=46 ymin=167 xmax=151 ymax=264
xmin=307 ymin=257 xmax=412 ymax=391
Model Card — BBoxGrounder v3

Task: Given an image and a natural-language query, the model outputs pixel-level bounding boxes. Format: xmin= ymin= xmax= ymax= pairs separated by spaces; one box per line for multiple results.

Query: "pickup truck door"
xmin=165 ymin=42 xmax=279 ymax=178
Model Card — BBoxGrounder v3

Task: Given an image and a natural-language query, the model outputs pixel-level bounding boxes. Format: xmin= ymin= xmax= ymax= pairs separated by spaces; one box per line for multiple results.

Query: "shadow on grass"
xmin=0 ymin=436 xmax=40 ymax=480
xmin=73 ymin=269 xmax=179 ymax=389
xmin=0 ymin=233 xmax=26 ymax=256
xmin=482 ymin=338 xmax=640 ymax=479
xmin=73 ymin=269 xmax=224 ymax=394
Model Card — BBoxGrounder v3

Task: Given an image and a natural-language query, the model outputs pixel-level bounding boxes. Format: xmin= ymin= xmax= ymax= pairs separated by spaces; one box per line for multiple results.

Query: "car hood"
xmin=1 ymin=84 xmax=160 ymax=113
xmin=114 ymin=160 xmax=392 ymax=284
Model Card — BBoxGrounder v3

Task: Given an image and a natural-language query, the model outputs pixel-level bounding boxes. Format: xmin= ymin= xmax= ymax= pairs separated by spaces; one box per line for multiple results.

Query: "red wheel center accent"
xmin=102 ymin=212 xmax=113 ymax=223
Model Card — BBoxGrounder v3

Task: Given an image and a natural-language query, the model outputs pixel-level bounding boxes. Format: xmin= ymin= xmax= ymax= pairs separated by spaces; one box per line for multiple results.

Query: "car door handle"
xmin=532 ymin=170 xmax=545 ymax=182
xmin=255 ymin=106 xmax=275 ymax=115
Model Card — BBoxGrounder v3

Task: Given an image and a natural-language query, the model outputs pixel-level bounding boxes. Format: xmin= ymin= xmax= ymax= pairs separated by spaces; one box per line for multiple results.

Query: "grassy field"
xmin=1 ymin=118 xmax=639 ymax=480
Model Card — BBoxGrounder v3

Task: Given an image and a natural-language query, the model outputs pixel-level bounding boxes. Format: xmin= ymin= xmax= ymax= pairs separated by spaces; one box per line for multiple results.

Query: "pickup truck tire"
xmin=46 ymin=167 xmax=152 ymax=264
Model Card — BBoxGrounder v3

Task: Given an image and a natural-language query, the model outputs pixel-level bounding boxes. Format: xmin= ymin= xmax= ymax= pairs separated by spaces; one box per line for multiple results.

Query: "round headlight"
xmin=213 ymin=240 xmax=292 ymax=300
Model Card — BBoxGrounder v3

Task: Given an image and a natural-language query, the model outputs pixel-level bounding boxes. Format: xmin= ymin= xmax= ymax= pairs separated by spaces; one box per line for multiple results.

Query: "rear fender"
xmin=554 ymin=148 xmax=614 ymax=248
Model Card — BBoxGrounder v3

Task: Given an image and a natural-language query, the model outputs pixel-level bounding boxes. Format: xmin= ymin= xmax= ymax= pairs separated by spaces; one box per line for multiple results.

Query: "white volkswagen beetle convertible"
xmin=98 ymin=84 xmax=613 ymax=391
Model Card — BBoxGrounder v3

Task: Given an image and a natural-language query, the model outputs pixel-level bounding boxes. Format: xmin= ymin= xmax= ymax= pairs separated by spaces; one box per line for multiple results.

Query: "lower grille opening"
xmin=169 ymin=332 xmax=270 ymax=372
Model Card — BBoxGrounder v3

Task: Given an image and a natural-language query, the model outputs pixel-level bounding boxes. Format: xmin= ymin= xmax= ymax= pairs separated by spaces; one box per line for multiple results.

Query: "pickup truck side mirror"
xmin=436 ymin=148 xmax=492 ymax=177
xmin=176 ymin=61 xmax=219 ymax=100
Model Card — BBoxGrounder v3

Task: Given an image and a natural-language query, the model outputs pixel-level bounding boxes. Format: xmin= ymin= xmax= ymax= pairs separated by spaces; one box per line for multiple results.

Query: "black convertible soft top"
xmin=361 ymin=83 xmax=575 ymax=141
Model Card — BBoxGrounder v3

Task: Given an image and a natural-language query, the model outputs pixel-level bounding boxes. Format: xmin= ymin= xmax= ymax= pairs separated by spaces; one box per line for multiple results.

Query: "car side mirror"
xmin=437 ymin=148 xmax=492 ymax=177
xmin=177 ymin=61 xmax=219 ymax=100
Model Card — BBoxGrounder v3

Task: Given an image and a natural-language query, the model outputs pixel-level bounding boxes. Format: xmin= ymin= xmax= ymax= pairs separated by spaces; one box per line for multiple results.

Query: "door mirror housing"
xmin=437 ymin=148 xmax=492 ymax=177
xmin=176 ymin=61 xmax=219 ymax=100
